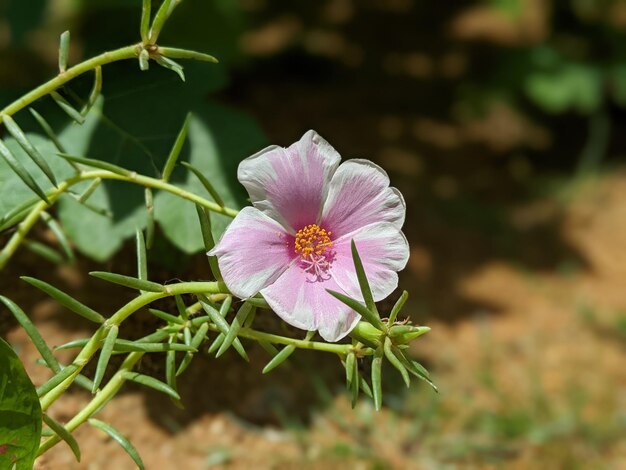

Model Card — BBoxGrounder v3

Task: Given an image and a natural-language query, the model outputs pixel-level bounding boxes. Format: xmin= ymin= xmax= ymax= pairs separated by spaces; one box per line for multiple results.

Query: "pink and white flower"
xmin=210 ymin=130 xmax=409 ymax=342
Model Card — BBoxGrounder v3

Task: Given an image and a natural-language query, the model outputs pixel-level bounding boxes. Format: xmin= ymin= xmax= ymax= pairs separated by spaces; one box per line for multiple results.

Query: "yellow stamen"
xmin=294 ymin=224 xmax=333 ymax=258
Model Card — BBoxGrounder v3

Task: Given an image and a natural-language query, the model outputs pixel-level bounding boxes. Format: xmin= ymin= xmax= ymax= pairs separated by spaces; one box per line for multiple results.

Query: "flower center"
xmin=294 ymin=224 xmax=333 ymax=258
xmin=294 ymin=224 xmax=334 ymax=281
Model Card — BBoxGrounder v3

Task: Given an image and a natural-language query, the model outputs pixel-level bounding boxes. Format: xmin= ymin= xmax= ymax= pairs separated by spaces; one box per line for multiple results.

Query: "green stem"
xmin=0 ymin=169 xmax=239 ymax=271
xmin=0 ymin=45 xmax=140 ymax=124
xmin=37 ymin=351 xmax=144 ymax=456
xmin=38 ymin=282 xmax=224 ymax=411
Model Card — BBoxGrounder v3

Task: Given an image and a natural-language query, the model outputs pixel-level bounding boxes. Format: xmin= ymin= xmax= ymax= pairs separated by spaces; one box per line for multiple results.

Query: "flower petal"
xmin=210 ymin=207 xmax=294 ymax=298
xmin=261 ymin=265 xmax=360 ymax=342
xmin=330 ymin=223 xmax=410 ymax=302
xmin=238 ymin=130 xmax=341 ymax=232
xmin=321 ymin=159 xmax=405 ymax=238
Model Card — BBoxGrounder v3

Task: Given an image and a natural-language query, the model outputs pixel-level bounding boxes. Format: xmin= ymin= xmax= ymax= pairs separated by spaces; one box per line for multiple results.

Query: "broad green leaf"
xmin=0 ymin=337 xmax=42 ymax=470
xmin=51 ymin=63 xmax=264 ymax=261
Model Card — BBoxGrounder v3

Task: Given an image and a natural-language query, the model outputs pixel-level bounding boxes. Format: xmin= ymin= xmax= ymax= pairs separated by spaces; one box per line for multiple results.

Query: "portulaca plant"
xmin=0 ymin=1 xmax=434 ymax=469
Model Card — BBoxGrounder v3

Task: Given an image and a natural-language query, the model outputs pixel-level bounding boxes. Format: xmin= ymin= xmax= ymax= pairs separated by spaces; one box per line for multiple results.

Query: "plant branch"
xmin=0 ymin=170 xmax=239 ymax=271
xmin=0 ymin=45 xmax=140 ymax=124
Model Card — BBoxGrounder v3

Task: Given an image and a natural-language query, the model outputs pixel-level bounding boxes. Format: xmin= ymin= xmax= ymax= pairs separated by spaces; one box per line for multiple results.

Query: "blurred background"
xmin=1 ymin=0 xmax=626 ymax=468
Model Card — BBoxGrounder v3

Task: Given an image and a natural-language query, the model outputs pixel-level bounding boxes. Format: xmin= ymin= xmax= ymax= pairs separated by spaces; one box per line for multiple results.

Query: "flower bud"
xmin=349 ymin=321 xmax=384 ymax=346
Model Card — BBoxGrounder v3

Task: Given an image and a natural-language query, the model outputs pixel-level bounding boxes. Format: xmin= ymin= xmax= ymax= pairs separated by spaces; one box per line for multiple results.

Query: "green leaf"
xmin=82 ymin=66 xmax=102 ymax=116
xmin=124 ymin=372 xmax=180 ymax=400
xmin=44 ymin=63 xmax=262 ymax=261
xmin=383 ymin=337 xmax=410 ymax=387
xmin=196 ymin=205 xmax=223 ymax=282
xmin=148 ymin=0 xmax=176 ymax=43
xmin=1 ymin=114 xmax=58 ymax=186
xmin=0 ymin=138 xmax=50 ymax=203
xmin=22 ymin=239 xmax=65 ymax=265
xmin=158 ymin=47 xmax=218 ymax=64
xmin=350 ymin=240 xmax=378 ymax=316
xmin=140 ymin=0 xmax=151 ymax=42
xmin=371 ymin=348 xmax=383 ymax=411
xmin=200 ymin=299 xmax=248 ymax=361
xmin=216 ymin=302 xmax=253 ymax=358
xmin=29 ymin=108 xmax=67 ymax=154
xmin=111 ymin=339 xmax=195 ymax=353
xmin=40 ymin=211 xmax=74 ymax=262
xmin=21 ymin=276 xmax=105 ymax=324
xmin=0 ymin=296 xmax=60 ymax=372
xmin=262 ymin=344 xmax=296 ymax=374
xmin=388 ymin=290 xmax=408 ymax=325
xmin=57 ymin=153 xmax=131 ymax=176
xmin=88 ymin=419 xmax=144 ymax=470
xmin=58 ymin=30 xmax=70 ymax=73
xmin=148 ymin=308 xmax=184 ymax=325
xmin=0 ymin=337 xmax=42 ymax=470
xmin=50 ymin=91 xmax=85 ymax=124
xmin=144 ymin=188 xmax=155 ymax=249
xmin=162 ymin=113 xmax=190 ymax=182
xmin=176 ymin=322 xmax=209 ymax=376
xmin=92 ymin=325 xmax=119 ymax=393
xmin=155 ymin=55 xmax=185 ymax=81
xmin=0 ymin=133 xmax=74 ymax=222
xmin=136 ymin=229 xmax=148 ymax=293
xmin=42 ymin=414 xmax=80 ymax=461
xmin=89 ymin=271 xmax=165 ymax=293
xmin=36 ymin=364 xmax=79 ymax=397
xmin=326 ymin=289 xmax=385 ymax=330
xmin=183 ymin=162 xmax=225 ymax=207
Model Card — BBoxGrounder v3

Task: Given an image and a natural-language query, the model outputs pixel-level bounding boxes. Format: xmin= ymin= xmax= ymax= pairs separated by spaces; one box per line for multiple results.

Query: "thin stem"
xmin=0 ymin=170 xmax=239 ymax=271
xmin=0 ymin=45 xmax=140 ymax=124
xmin=37 ymin=351 xmax=144 ymax=456
xmin=38 ymin=282 xmax=224 ymax=411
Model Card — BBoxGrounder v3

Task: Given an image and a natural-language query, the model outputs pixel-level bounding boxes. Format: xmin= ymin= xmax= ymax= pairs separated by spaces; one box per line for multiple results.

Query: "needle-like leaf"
xmin=176 ymin=322 xmax=209 ymax=376
xmin=196 ymin=205 xmax=223 ymax=282
xmin=37 ymin=364 xmax=79 ymax=397
xmin=326 ymin=289 xmax=385 ymax=330
xmin=88 ymin=419 xmax=144 ymax=470
xmin=136 ymin=229 xmax=148 ymax=293
xmin=162 ymin=113 xmax=190 ymax=182
xmin=29 ymin=108 xmax=67 ymax=153
xmin=124 ymin=372 xmax=180 ymax=400
xmin=43 ymin=414 xmax=80 ymax=461
xmin=0 ymin=296 xmax=60 ymax=372
xmin=200 ymin=299 xmax=248 ymax=361
xmin=0 ymin=138 xmax=50 ymax=202
xmin=21 ymin=276 xmax=105 ymax=324
xmin=2 ymin=114 xmax=58 ymax=186
xmin=148 ymin=308 xmax=184 ymax=325
xmin=388 ymin=290 xmax=408 ymax=325
xmin=41 ymin=211 xmax=74 ymax=262
xmin=92 ymin=325 xmax=119 ymax=393
xmin=144 ymin=188 xmax=155 ymax=249
xmin=351 ymin=240 xmax=378 ymax=316
xmin=384 ymin=337 xmax=410 ymax=387
xmin=155 ymin=55 xmax=185 ymax=81
xmin=89 ymin=271 xmax=165 ymax=293
xmin=50 ymin=91 xmax=85 ymax=124
xmin=140 ymin=0 xmax=151 ymax=42
xmin=57 ymin=153 xmax=131 ymax=176
xmin=58 ymin=31 xmax=70 ymax=72
xmin=371 ymin=347 xmax=384 ymax=411
xmin=184 ymin=162 xmax=225 ymax=206
xmin=216 ymin=302 xmax=253 ymax=358
xmin=262 ymin=345 xmax=296 ymax=374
